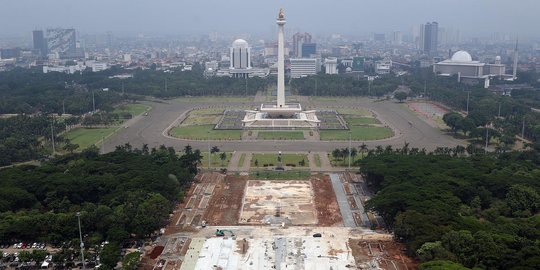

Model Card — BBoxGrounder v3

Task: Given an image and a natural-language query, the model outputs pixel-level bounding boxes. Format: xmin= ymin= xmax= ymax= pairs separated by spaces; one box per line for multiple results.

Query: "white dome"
xmin=232 ymin=39 xmax=249 ymax=48
xmin=495 ymin=56 xmax=501 ymax=61
xmin=451 ymin=51 xmax=473 ymax=62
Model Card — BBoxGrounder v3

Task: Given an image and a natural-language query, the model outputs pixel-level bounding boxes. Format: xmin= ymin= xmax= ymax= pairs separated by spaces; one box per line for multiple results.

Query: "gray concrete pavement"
xmin=330 ymin=173 xmax=356 ymax=227
xmin=103 ymin=97 xmax=463 ymax=153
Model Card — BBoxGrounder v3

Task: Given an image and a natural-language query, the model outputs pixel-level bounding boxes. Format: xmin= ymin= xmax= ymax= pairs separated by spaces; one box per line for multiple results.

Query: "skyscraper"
xmin=420 ymin=22 xmax=438 ymax=56
xmin=292 ymin=32 xmax=312 ymax=58
xmin=46 ymin=28 xmax=76 ymax=57
xmin=301 ymin=43 xmax=316 ymax=58
xmin=32 ymin=30 xmax=47 ymax=57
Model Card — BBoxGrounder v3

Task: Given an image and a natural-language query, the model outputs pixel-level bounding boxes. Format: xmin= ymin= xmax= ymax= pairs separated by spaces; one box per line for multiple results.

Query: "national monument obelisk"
xmin=241 ymin=8 xmax=320 ymax=128
xmin=276 ymin=8 xmax=286 ymax=108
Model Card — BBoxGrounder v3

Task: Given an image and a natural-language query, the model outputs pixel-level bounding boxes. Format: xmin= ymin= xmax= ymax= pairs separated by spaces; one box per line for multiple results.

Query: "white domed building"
xmin=433 ymin=50 xmax=507 ymax=88
xmin=229 ymin=39 xmax=252 ymax=78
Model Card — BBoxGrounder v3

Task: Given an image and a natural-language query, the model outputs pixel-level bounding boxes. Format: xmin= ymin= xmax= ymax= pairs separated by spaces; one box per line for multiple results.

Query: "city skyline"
xmin=0 ymin=0 xmax=539 ymax=39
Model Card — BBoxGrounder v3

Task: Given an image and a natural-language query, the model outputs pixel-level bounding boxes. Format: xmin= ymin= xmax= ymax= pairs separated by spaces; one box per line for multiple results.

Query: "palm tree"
xmin=331 ymin=148 xmax=341 ymax=165
xmin=350 ymin=147 xmax=358 ymax=162
xmin=375 ymin=146 xmax=384 ymax=155
xmin=210 ymin=146 xmax=220 ymax=154
xmin=359 ymin=143 xmax=368 ymax=158
xmin=219 ymin=152 xmax=227 ymax=166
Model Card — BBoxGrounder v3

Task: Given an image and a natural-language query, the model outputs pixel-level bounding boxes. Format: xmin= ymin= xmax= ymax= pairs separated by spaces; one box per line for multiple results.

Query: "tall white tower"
xmin=276 ymin=8 xmax=286 ymax=108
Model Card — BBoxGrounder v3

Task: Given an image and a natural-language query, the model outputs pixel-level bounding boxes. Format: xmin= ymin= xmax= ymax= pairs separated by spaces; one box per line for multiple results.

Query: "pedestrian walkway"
xmin=329 ymin=173 xmax=356 ymax=227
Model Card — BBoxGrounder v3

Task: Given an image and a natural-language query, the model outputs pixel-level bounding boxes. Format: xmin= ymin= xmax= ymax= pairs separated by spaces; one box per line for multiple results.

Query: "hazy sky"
xmin=1 ymin=0 xmax=538 ymax=37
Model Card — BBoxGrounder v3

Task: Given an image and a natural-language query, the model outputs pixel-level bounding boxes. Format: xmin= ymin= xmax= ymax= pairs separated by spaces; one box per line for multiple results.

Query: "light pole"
xmin=207 ymin=132 xmax=211 ymax=170
xmin=76 ymin=212 xmax=85 ymax=270
xmin=466 ymin=91 xmax=470 ymax=114
xmin=348 ymin=131 xmax=352 ymax=170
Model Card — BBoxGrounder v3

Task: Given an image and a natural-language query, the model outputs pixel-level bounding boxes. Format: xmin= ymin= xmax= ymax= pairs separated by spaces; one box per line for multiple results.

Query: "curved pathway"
xmin=103 ymin=97 xmax=463 ymax=153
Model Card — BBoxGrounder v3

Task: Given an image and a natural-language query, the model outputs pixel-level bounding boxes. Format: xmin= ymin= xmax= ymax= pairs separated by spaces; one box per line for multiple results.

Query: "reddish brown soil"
xmin=202 ymin=175 xmax=247 ymax=225
xmin=149 ymin=246 xmax=164 ymax=259
xmin=311 ymin=175 xmax=343 ymax=226
xmin=349 ymin=239 xmax=417 ymax=270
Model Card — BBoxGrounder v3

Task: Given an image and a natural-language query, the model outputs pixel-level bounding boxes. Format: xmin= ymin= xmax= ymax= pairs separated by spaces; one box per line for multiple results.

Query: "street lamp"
xmin=348 ymin=131 xmax=352 ymax=170
xmin=76 ymin=212 xmax=85 ymax=270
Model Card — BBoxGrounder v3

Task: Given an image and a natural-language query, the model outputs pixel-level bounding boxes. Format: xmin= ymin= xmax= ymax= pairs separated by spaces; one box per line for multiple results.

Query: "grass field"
xmin=320 ymin=126 xmax=394 ymax=141
xmin=200 ymin=152 xmax=232 ymax=168
xmin=257 ymin=131 xmax=305 ymax=140
xmin=64 ymin=127 xmax=118 ymax=149
xmin=175 ymin=96 xmax=252 ymax=103
xmin=238 ymin=153 xmax=246 ymax=168
xmin=251 ymin=153 xmax=309 ymax=167
xmin=170 ymin=125 xmax=241 ymax=140
xmin=314 ymin=154 xmax=322 ymax=167
xmin=346 ymin=117 xmax=380 ymax=125
xmin=249 ymin=170 xmax=311 ymax=180
xmin=337 ymin=108 xmax=372 ymax=116
xmin=181 ymin=108 xmax=225 ymax=126
xmin=113 ymin=103 xmax=150 ymax=117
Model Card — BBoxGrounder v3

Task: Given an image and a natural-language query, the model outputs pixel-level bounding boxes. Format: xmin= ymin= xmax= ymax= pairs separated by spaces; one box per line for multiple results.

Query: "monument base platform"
xmin=242 ymin=104 xmax=320 ymax=128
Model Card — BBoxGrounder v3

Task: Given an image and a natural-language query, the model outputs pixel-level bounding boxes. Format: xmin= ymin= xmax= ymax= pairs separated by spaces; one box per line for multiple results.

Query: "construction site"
xmin=143 ymin=172 xmax=416 ymax=270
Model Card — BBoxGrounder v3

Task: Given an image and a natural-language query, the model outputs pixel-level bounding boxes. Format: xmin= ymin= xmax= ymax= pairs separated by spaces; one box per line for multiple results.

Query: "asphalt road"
xmin=103 ymin=97 xmax=463 ymax=153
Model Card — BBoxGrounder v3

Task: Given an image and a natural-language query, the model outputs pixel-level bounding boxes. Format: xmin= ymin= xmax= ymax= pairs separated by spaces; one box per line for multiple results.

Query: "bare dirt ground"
xmin=202 ymin=174 xmax=247 ymax=226
xmin=240 ymin=180 xmax=317 ymax=225
xmin=349 ymin=239 xmax=417 ymax=270
xmin=311 ymin=174 xmax=343 ymax=226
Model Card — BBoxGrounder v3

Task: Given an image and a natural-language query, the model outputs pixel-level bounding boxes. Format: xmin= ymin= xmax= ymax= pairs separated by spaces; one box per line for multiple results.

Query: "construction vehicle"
xmin=215 ymin=229 xmax=235 ymax=237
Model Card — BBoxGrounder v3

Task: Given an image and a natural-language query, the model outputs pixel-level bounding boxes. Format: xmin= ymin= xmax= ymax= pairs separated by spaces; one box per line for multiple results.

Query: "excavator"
xmin=215 ymin=229 xmax=235 ymax=237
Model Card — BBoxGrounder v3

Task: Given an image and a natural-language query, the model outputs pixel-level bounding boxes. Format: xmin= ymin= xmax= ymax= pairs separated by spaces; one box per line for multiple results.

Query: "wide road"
xmin=103 ymin=97 xmax=463 ymax=153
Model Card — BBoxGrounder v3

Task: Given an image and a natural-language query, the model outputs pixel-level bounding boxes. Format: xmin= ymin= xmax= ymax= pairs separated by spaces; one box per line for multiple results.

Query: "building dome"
xmin=232 ymin=39 xmax=249 ymax=48
xmin=451 ymin=51 xmax=473 ymax=62
xmin=495 ymin=56 xmax=501 ymax=61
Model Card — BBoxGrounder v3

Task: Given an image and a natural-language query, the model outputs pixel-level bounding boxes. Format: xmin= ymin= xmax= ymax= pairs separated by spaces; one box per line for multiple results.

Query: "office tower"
xmin=393 ymin=31 xmax=403 ymax=45
xmin=292 ymin=32 xmax=312 ymax=58
xmin=46 ymin=28 xmax=77 ymax=57
xmin=301 ymin=43 xmax=316 ymax=58
xmin=420 ymin=22 xmax=438 ymax=56
xmin=32 ymin=30 xmax=47 ymax=57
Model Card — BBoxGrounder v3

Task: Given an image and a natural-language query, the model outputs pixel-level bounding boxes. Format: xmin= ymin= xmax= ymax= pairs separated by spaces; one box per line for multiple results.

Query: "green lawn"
xmin=175 ymin=96 xmax=251 ymax=103
xmin=64 ymin=127 xmax=118 ymax=150
xmin=169 ymin=125 xmax=241 ymax=140
xmin=257 ymin=131 xmax=304 ymax=140
xmin=346 ymin=117 xmax=380 ymax=125
xmin=113 ymin=103 xmax=150 ymax=117
xmin=320 ymin=126 xmax=394 ymax=141
xmin=251 ymin=153 xmax=309 ymax=168
xmin=337 ymin=108 xmax=372 ymax=116
xmin=238 ymin=153 xmax=246 ymax=168
xmin=249 ymin=170 xmax=311 ymax=180
xmin=314 ymin=154 xmax=322 ymax=167
xmin=200 ymin=152 xmax=232 ymax=168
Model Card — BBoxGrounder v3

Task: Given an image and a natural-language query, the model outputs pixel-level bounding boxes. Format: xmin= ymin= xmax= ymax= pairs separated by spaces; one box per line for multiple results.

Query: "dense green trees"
xmin=0 ymin=144 xmax=200 ymax=244
xmin=359 ymin=149 xmax=540 ymax=269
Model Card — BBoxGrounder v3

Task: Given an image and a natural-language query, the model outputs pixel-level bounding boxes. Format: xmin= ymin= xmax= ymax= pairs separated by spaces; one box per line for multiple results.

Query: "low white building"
xmin=325 ymin=57 xmax=338 ymax=74
xmin=290 ymin=58 xmax=319 ymax=78
xmin=375 ymin=59 xmax=392 ymax=75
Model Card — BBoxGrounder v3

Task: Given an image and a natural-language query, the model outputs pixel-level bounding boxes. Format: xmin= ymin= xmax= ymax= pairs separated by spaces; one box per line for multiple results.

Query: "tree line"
xmin=359 ymin=147 xmax=540 ymax=269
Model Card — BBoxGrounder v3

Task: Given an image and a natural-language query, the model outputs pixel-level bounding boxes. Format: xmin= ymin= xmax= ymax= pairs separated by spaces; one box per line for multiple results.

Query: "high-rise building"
xmin=301 ymin=43 xmax=316 ymax=58
xmin=393 ymin=31 xmax=403 ymax=45
xmin=292 ymin=32 xmax=312 ymax=57
xmin=420 ymin=22 xmax=438 ymax=56
xmin=32 ymin=30 xmax=47 ymax=57
xmin=46 ymin=28 xmax=77 ymax=57
xmin=229 ymin=39 xmax=251 ymax=78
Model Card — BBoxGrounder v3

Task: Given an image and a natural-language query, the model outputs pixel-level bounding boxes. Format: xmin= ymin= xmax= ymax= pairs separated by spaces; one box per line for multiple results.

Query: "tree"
xmin=419 ymin=260 xmax=472 ymax=270
xmin=100 ymin=242 xmax=120 ymax=269
xmin=121 ymin=251 xmax=141 ymax=270
xmin=506 ymin=184 xmax=540 ymax=216
xmin=254 ymin=159 xmax=259 ymax=167
xmin=350 ymin=147 xmax=358 ymax=161
xmin=442 ymin=112 xmax=464 ymax=133
xmin=219 ymin=152 xmax=227 ymax=166
xmin=210 ymin=146 xmax=220 ymax=154
xmin=394 ymin=91 xmax=408 ymax=102
xmin=359 ymin=143 xmax=368 ymax=158
xmin=63 ymin=142 xmax=79 ymax=153
xmin=331 ymin=148 xmax=341 ymax=164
